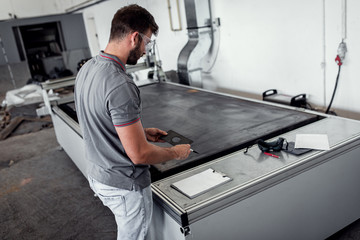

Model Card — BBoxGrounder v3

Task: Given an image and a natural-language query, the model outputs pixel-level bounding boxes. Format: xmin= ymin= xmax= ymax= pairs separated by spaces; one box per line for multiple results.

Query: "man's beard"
xmin=127 ymin=41 xmax=142 ymax=65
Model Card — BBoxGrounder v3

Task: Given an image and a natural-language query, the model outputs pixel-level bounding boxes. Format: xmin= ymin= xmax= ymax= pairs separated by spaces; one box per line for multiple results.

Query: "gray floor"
xmin=0 ymin=109 xmax=117 ymax=239
xmin=1 ymin=104 xmax=360 ymax=240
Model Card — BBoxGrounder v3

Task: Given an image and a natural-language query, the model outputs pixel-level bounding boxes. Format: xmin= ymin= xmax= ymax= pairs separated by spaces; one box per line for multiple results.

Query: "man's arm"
xmin=116 ymin=120 xmax=190 ymax=165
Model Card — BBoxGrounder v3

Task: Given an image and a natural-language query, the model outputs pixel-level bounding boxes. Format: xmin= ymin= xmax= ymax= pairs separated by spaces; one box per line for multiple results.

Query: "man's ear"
xmin=129 ymin=31 xmax=139 ymax=48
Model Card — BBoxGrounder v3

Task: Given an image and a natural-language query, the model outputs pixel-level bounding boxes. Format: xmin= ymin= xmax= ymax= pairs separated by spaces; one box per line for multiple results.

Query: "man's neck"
xmin=104 ymin=41 xmax=128 ymax=64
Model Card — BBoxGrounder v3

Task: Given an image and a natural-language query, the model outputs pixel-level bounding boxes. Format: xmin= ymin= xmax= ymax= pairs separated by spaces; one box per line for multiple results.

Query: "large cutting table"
xmin=43 ymin=79 xmax=360 ymax=240
xmin=140 ymin=83 xmax=320 ymax=179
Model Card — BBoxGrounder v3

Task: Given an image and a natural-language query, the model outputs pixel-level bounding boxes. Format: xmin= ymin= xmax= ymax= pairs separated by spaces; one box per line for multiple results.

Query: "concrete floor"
xmin=1 ymin=104 xmax=360 ymax=239
xmin=0 ymin=105 xmax=117 ymax=239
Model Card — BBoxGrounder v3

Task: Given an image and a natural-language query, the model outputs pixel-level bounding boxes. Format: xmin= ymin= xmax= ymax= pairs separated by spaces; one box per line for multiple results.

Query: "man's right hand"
xmin=117 ymin=121 xmax=192 ymax=165
xmin=172 ymin=144 xmax=191 ymax=160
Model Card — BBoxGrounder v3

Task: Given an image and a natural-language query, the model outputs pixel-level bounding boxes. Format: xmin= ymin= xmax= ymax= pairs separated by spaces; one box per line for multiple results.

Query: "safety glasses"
xmin=244 ymin=137 xmax=288 ymax=154
xmin=257 ymin=137 xmax=287 ymax=152
xmin=139 ymin=32 xmax=155 ymax=51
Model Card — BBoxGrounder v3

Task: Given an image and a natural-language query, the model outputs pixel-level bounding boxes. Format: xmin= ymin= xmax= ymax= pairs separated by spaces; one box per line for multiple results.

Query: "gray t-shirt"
xmin=74 ymin=51 xmax=150 ymax=191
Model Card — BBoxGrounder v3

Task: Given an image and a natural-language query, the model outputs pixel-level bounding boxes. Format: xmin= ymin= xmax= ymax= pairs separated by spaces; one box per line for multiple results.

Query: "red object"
xmin=264 ymin=152 xmax=280 ymax=158
xmin=335 ymin=55 xmax=342 ymax=66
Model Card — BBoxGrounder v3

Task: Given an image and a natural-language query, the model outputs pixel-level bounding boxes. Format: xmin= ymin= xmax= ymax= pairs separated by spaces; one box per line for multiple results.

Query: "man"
xmin=74 ymin=4 xmax=191 ymax=240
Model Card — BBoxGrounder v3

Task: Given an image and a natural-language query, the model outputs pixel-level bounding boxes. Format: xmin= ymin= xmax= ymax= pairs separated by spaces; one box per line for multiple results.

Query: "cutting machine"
xmin=42 ymin=74 xmax=360 ymax=240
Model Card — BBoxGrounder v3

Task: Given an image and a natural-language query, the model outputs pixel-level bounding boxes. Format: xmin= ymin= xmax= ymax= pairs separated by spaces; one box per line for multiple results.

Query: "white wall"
xmin=0 ymin=0 xmax=62 ymax=19
xmin=0 ymin=0 xmax=13 ymax=19
xmin=0 ymin=0 xmax=99 ymax=19
xmin=78 ymin=0 xmax=359 ymax=118
xmin=1 ymin=0 xmax=359 ymax=118
xmin=211 ymin=0 xmax=325 ymax=100
xmin=80 ymin=0 xmax=189 ymax=63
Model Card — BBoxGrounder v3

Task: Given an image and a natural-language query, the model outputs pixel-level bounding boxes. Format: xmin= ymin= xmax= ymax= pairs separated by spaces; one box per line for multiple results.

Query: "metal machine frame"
xmin=42 ymin=77 xmax=360 ymax=240
xmin=149 ymin=116 xmax=360 ymax=239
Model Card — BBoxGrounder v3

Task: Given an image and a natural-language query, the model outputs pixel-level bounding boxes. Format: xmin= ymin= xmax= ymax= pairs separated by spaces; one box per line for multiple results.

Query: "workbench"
xmin=42 ymin=78 xmax=360 ymax=240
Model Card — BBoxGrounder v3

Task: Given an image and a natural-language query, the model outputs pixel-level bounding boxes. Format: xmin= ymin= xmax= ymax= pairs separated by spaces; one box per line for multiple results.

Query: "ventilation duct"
xmin=177 ymin=0 xmax=213 ymax=87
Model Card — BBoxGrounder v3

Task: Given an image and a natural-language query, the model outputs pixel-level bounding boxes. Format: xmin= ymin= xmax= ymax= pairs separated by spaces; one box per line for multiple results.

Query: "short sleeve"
xmin=106 ymin=83 xmax=141 ymax=127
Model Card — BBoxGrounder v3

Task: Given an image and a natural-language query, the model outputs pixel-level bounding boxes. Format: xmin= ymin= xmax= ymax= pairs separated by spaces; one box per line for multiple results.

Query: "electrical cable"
xmin=306 ymin=102 xmax=314 ymax=111
xmin=325 ymin=64 xmax=341 ymax=114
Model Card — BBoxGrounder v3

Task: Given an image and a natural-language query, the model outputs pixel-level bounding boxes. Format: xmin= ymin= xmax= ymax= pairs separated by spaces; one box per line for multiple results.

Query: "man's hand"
xmin=144 ymin=128 xmax=167 ymax=142
xmin=117 ymin=123 xmax=191 ymax=164
xmin=144 ymin=128 xmax=191 ymax=160
xmin=172 ymin=144 xmax=191 ymax=160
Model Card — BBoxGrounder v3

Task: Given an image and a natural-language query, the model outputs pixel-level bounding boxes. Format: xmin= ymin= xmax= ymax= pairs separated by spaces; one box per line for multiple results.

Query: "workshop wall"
xmin=204 ymin=0 xmax=360 ymax=118
xmin=78 ymin=0 xmax=359 ymax=119
xmin=0 ymin=0 xmax=93 ymax=20
xmin=0 ymin=0 xmax=62 ymax=20
xmin=1 ymin=0 xmax=359 ymax=119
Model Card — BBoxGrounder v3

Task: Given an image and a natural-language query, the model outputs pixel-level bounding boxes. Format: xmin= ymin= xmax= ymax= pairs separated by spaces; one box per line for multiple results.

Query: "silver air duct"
xmin=177 ymin=0 xmax=213 ymax=87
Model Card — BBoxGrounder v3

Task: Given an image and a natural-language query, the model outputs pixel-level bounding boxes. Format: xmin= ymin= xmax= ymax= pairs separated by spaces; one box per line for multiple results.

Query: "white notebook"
xmin=171 ymin=168 xmax=232 ymax=199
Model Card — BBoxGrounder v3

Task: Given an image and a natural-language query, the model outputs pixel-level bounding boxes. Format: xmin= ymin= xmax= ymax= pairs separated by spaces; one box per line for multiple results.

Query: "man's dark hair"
xmin=109 ymin=4 xmax=159 ymax=41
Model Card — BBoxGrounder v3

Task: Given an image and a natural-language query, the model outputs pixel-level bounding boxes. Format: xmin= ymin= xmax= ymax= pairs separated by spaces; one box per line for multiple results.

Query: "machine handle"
xmin=290 ymin=94 xmax=306 ymax=107
xmin=262 ymin=89 xmax=278 ymax=99
xmin=291 ymin=93 xmax=306 ymax=102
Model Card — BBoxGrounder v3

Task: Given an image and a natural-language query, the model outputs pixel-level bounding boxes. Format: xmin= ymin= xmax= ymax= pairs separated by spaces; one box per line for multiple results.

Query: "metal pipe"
xmin=342 ymin=0 xmax=347 ymax=41
xmin=177 ymin=0 xmax=213 ymax=87
xmin=0 ymin=35 xmax=16 ymax=89
xmin=167 ymin=0 xmax=182 ymax=31
xmin=65 ymin=0 xmax=108 ymax=13
xmin=322 ymin=0 xmax=327 ymax=109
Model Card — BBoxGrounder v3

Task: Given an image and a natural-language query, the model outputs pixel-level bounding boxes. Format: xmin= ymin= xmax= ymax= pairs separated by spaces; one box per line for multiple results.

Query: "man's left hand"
xmin=144 ymin=128 xmax=167 ymax=142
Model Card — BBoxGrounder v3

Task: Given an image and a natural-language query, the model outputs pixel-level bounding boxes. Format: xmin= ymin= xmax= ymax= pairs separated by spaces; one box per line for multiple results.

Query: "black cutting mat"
xmin=140 ymin=83 xmax=320 ymax=179
xmin=160 ymin=130 xmax=194 ymax=145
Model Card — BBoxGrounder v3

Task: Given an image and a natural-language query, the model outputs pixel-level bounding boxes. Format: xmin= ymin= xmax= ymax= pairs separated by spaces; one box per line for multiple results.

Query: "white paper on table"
xmin=295 ymin=134 xmax=330 ymax=150
xmin=171 ymin=168 xmax=232 ymax=199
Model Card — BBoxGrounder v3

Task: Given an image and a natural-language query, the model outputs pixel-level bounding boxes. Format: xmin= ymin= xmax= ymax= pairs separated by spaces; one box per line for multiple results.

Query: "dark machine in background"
xmin=13 ymin=22 xmax=70 ymax=81
xmin=0 ymin=13 xmax=91 ymax=95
